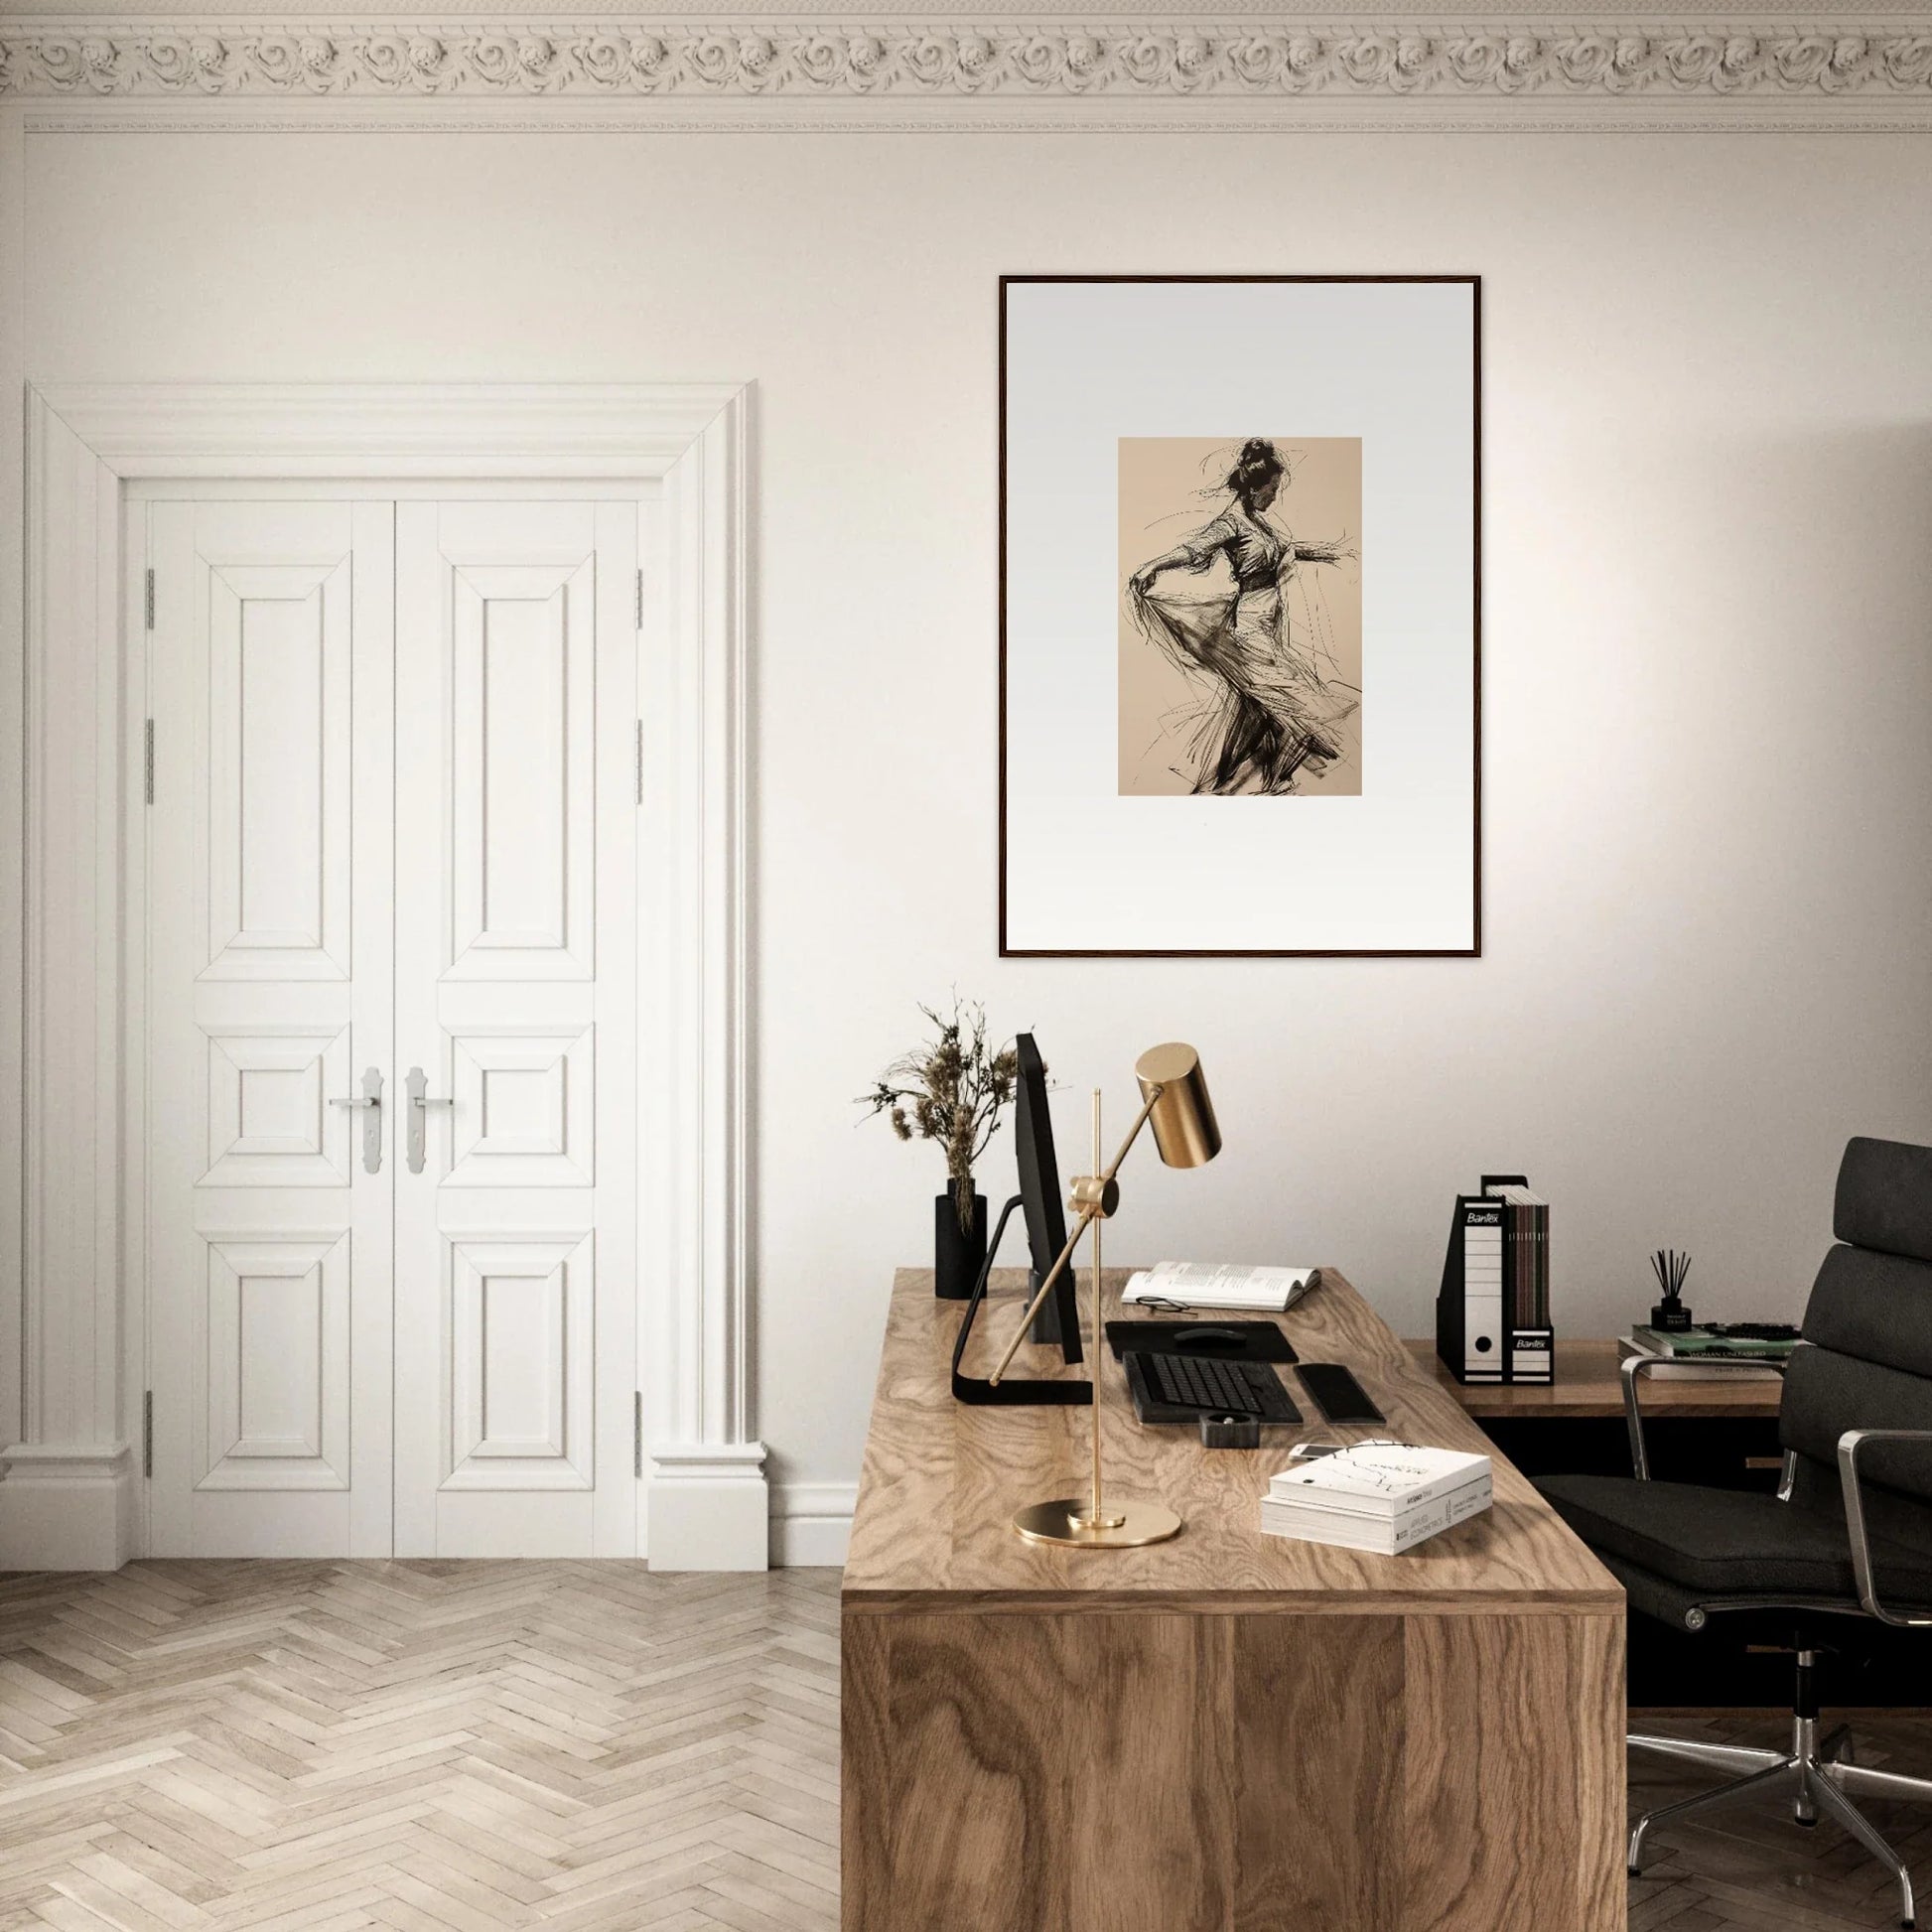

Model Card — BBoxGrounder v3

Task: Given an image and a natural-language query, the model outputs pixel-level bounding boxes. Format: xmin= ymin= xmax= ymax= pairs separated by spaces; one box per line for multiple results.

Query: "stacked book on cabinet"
xmin=1259 ymin=1444 xmax=1493 ymax=1556
xmin=1617 ymin=1323 xmax=1798 ymax=1382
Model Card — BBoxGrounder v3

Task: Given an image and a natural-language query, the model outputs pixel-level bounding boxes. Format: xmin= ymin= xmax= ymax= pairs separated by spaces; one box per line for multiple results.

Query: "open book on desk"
xmin=1122 ymin=1261 xmax=1319 ymax=1313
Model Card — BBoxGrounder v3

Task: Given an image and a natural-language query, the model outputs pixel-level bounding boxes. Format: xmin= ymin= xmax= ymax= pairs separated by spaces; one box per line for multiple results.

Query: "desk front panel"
xmin=843 ymin=1603 xmax=1624 ymax=1932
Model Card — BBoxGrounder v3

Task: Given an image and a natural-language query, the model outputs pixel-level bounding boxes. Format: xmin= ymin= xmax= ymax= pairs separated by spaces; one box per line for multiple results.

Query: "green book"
xmin=1631 ymin=1324 xmax=1797 ymax=1360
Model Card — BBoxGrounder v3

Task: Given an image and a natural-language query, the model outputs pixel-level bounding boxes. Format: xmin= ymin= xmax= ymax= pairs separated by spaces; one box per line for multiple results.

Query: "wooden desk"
xmin=1408 ymin=1336 xmax=1784 ymax=1420
xmin=843 ymin=1269 xmax=1625 ymax=1932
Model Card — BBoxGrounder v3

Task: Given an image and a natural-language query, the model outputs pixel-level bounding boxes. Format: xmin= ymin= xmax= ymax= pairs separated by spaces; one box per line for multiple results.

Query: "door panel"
xmin=445 ymin=1027 xmax=595 ymax=1188
xmin=446 ymin=1232 xmax=594 ymax=1488
xmin=394 ymin=501 xmax=637 ymax=1557
xmin=201 ymin=1026 xmax=353 ymax=1187
xmin=205 ymin=565 xmax=351 ymax=977
xmin=449 ymin=563 xmax=595 ymax=978
xmin=147 ymin=500 xmax=394 ymax=1557
xmin=200 ymin=1232 xmax=349 ymax=1489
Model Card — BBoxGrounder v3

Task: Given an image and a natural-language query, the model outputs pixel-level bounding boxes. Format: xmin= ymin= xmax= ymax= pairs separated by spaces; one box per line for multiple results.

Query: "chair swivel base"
xmin=1629 ymin=1715 xmax=1932 ymax=1930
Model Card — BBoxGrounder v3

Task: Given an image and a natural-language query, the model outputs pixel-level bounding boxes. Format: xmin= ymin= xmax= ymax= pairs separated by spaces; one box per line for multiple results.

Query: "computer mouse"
xmin=1173 ymin=1325 xmax=1246 ymax=1349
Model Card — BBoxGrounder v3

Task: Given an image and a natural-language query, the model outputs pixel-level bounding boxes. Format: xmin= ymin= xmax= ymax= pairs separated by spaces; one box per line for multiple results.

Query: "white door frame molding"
xmin=4 ymin=382 xmax=763 ymax=1572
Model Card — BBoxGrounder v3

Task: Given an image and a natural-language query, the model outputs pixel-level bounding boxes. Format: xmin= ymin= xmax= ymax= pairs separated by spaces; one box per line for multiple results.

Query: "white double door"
xmin=146 ymin=493 xmax=640 ymax=1558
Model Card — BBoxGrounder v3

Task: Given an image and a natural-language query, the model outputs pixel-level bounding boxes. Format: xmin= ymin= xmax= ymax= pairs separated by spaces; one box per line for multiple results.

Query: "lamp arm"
xmin=987 ymin=1085 xmax=1165 ymax=1388
xmin=1098 ymin=1085 xmax=1164 ymax=1187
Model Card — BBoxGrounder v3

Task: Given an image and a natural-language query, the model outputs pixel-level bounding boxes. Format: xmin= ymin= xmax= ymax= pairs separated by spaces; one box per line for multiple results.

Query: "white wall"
xmin=21 ymin=126 xmax=1932 ymax=1537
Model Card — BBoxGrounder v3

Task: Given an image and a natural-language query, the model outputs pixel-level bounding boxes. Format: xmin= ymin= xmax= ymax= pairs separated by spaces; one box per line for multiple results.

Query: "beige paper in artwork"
xmin=1118 ymin=437 xmax=1362 ymax=797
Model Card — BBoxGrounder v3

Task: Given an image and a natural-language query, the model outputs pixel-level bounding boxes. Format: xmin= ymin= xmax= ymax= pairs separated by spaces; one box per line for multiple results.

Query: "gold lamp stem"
xmin=1091 ymin=1089 xmax=1104 ymax=1527
xmin=1070 ymin=1090 xmax=1125 ymax=1533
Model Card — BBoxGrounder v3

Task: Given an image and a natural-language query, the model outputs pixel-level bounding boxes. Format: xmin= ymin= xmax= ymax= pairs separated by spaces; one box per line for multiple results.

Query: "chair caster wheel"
xmin=1796 ymin=1817 xmax=1818 ymax=1828
xmin=1627 ymin=1868 xmax=1640 ymax=1878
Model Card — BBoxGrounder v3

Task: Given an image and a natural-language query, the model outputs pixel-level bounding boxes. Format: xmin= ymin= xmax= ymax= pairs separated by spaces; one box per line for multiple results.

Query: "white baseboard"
xmin=646 ymin=1441 xmax=769 ymax=1571
xmin=0 ymin=1441 xmax=851 ymax=1573
xmin=0 ymin=1444 xmax=136 ymax=1571
xmin=771 ymin=1480 xmax=855 ymax=1568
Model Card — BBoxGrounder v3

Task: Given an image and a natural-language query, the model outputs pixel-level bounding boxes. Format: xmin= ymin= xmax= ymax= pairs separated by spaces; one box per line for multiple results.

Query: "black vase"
xmin=934 ymin=1185 xmax=988 ymax=1301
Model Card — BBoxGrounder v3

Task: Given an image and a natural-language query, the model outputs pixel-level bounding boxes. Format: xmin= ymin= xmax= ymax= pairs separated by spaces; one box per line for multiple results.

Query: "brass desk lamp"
xmin=987 ymin=1042 xmax=1221 ymax=1549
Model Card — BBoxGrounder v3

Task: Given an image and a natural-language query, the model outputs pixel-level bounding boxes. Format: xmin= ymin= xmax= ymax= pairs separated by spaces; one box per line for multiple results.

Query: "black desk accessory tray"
xmin=1198 ymin=1416 xmax=1262 ymax=1449
xmin=1103 ymin=1319 xmax=1298 ymax=1365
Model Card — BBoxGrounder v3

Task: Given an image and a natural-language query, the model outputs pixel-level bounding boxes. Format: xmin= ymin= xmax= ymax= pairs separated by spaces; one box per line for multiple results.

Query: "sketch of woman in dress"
xmin=1126 ymin=438 xmax=1358 ymax=796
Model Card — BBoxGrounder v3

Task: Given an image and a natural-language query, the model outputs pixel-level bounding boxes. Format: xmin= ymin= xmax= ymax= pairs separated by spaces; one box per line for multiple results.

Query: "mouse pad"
xmin=1104 ymin=1319 xmax=1298 ymax=1365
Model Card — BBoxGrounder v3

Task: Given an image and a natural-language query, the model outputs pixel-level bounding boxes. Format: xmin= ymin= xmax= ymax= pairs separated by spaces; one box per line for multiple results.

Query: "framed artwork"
xmin=999 ymin=275 xmax=1480 ymax=957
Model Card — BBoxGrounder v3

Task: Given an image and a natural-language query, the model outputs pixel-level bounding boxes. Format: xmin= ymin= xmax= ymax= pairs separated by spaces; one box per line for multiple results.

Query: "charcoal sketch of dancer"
xmin=1126 ymin=439 xmax=1358 ymax=796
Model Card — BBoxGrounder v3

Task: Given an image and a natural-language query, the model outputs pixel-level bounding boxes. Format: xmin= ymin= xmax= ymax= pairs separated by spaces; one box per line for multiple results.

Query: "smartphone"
xmin=1296 ymin=1363 xmax=1386 ymax=1426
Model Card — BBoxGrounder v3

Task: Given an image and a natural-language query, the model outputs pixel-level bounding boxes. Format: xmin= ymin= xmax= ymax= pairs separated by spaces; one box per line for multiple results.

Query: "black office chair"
xmin=1538 ymin=1136 xmax=1932 ymax=1930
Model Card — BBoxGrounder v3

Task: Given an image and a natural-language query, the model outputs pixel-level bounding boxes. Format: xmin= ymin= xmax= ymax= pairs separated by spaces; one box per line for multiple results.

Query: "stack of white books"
xmin=1260 ymin=1444 xmax=1493 ymax=1555
xmin=1122 ymin=1261 xmax=1318 ymax=1312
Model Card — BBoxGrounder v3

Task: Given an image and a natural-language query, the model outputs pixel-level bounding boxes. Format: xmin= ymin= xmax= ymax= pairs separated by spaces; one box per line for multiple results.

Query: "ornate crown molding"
xmin=2 ymin=17 xmax=1930 ymax=111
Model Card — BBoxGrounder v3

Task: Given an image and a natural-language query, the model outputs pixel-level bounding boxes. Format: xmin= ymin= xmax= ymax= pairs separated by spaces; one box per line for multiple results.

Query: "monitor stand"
xmin=951 ymin=1196 xmax=1092 ymax=1407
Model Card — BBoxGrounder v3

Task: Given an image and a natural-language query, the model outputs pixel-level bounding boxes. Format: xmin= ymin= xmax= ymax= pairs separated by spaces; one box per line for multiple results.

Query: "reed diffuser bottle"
xmin=1650 ymin=1249 xmax=1694 ymax=1332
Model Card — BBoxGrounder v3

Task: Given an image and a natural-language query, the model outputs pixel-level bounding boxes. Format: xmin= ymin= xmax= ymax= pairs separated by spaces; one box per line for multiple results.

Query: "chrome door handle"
xmin=405 ymin=1065 xmax=454 ymax=1175
xmin=330 ymin=1066 xmax=384 ymax=1174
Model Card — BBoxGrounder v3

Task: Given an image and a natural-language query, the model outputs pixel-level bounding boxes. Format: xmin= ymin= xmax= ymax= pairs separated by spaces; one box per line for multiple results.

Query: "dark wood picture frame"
xmin=997 ymin=273 xmax=1482 ymax=959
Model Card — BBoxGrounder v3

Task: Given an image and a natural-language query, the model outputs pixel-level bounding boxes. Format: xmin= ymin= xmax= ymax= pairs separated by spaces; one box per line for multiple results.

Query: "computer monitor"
xmin=948 ymin=1032 xmax=1090 ymax=1406
xmin=1013 ymin=1034 xmax=1083 ymax=1364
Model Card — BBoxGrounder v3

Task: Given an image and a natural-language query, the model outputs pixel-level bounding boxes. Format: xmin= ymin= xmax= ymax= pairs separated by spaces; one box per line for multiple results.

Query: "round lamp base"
xmin=1011 ymin=1497 xmax=1182 ymax=1549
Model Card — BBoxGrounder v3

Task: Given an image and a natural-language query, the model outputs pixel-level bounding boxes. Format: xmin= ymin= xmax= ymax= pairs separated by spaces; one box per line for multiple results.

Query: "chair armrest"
xmin=1837 ymin=1429 xmax=1932 ymax=1627
xmin=1620 ymin=1351 xmax=1788 ymax=1481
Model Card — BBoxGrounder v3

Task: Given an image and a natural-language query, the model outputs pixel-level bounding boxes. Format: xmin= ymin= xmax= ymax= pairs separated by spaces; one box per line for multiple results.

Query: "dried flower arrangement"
xmin=860 ymin=998 xmax=1020 ymax=1233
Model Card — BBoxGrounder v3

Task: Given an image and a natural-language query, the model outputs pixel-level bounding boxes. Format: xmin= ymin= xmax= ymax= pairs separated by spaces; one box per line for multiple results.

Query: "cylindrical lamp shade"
xmin=1134 ymin=1042 xmax=1222 ymax=1169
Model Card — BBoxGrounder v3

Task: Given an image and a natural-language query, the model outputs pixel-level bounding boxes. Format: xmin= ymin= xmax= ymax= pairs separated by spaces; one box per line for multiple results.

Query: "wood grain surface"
xmin=1232 ymin=1614 xmax=1404 ymax=1928
xmin=1409 ymin=1336 xmax=1784 ymax=1419
xmin=0 ymin=1561 xmax=843 ymax=1931
xmin=842 ymin=1268 xmax=1621 ymax=1614
xmin=840 ymin=1607 xmax=1625 ymax=1932
xmin=1401 ymin=1612 xmax=1626 ymax=1932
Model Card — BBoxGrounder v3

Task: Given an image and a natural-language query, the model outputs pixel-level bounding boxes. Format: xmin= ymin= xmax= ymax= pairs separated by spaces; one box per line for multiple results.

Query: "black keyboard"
xmin=1126 ymin=1351 xmax=1302 ymax=1424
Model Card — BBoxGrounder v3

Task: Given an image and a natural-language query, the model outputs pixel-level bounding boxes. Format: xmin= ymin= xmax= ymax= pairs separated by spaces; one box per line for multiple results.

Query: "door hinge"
xmin=144 ymin=720 xmax=155 ymax=804
xmin=144 ymin=568 xmax=155 ymax=631
xmin=633 ymin=1392 xmax=643 ymax=1479
xmin=635 ymin=567 xmax=644 ymax=630
xmin=634 ymin=720 xmax=644 ymax=806
xmin=143 ymin=1391 xmax=154 ymax=1478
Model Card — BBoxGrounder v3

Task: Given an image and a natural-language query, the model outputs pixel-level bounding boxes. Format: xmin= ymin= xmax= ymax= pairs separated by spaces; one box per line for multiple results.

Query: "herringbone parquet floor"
xmin=0 ymin=1563 xmax=840 ymax=1932
xmin=1 ymin=1562 xmax=1928 ymax=1930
